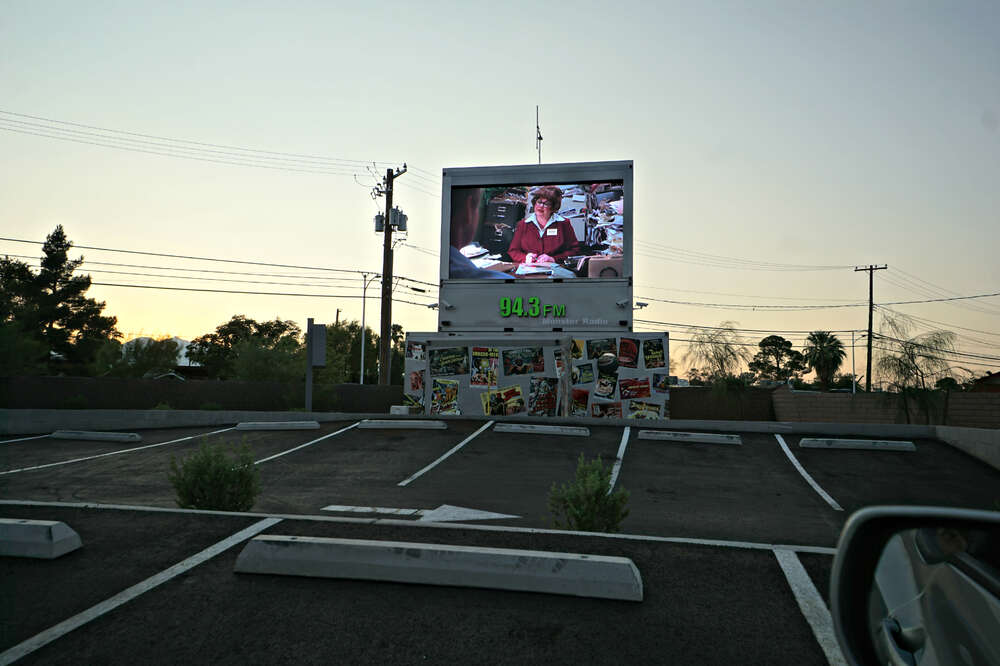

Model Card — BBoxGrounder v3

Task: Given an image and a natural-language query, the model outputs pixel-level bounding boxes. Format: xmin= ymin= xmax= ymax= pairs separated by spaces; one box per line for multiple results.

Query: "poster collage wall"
xmin=402 ymin=333 xmax=669 ymax=420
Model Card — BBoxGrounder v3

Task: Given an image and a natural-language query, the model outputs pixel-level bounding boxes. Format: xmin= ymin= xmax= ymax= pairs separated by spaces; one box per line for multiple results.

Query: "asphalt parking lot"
xmin=2 ymin=420 xmax=999 ymax=664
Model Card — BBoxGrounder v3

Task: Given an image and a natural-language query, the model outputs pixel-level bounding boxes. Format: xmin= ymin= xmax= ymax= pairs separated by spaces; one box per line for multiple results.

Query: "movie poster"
xmin=431 ymin=378 xmax=460 ymax=414
xmin=619 ymin=377 xmax=651 ymax=399
xmin=594 ymin=371 xmax=617 ymax=399
xmin=618 ymin=337 xmax=639 ymax=368
xmin=571 ymin=339 xmax=585 ymax=360
xmin=470 ymin=347 xmax=499 ymax=387
xmin=587 ymin=338 xmax=617 ymax=360
xmin=554 ymin=348 xmax=566 ymax=378
xmin=429 ymin=347 xmax=469 ymax=377
xmin=628 ymin=400 xmax=661 ymax=419
xmin=528 ymin=377 xmax=559 ymax=416
xmin=482 ymin=384 xmax=527 ymax=416
xmin=571 ymin=389 xmax=590 ymax=417
xmin=572 ymin=362 xmax=595 ymax=385
xmin=408 ymin=370 xmax=424 ymax=392
xmin=652 ymin=373 xmax=670 ymax=393
xmin=591 ymin=401 xmax=622 ymax=418
xmin=643 ymin=339 xmax=666 ymax=369
xmin=402 ymin=393 xmax=423 ymax=409
xmin=406 ymin=342 xmax=425 ymax=360
xmin=502 ymin=347 xmax=544 ymax=375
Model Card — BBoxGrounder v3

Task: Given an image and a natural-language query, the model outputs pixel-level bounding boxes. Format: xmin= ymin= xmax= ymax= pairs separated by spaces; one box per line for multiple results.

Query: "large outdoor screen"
xmin=449 ymin=180 xmax=625 ymax=280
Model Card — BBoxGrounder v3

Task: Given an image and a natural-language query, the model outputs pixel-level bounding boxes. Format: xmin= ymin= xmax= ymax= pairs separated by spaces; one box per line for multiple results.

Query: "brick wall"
xmin=771 ymin=385 xmax=1000 ymax=429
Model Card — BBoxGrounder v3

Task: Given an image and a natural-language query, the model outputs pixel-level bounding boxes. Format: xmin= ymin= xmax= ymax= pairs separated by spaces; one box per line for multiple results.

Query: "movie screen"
xmin=449 ymin=181 xmax=625 ymax=280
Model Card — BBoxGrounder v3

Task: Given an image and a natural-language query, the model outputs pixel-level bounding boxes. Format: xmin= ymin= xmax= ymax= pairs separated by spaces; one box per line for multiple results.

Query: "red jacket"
xmin=507 ymin=216 xmax=580 ymax=262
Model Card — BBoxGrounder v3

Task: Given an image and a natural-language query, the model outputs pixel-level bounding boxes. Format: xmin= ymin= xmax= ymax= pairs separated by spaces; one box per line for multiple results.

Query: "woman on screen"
xmin=506 ymin=186 xmax=580 ymax=264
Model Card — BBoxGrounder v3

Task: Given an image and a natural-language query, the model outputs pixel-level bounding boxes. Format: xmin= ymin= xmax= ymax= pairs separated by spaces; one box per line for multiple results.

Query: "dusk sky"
xmin=3 ymin=1 xmax=998 ymax=378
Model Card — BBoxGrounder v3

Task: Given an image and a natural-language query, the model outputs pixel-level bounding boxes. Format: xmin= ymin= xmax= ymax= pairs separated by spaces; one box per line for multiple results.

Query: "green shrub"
xmin=548 ymin=453 xmax=629 ymax=532
xmin=168 ymin=440 xmax=260 ymax=511
xmin=153 ymin=402 xmax=173 ymax=410
xmin=199 ymin=401 xmax=223 ymax=411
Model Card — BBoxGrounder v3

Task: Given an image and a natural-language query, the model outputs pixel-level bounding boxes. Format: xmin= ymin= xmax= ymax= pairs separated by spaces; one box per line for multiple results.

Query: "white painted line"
xmin=493 ymin=423 xmax=590 ymax=436
xmin=775 ymin=435 xmax=843 ymax=512
xmin=322 ymin=505 xmax=426 ymax=516
xmin=0 ymin=499 xmax=839 ymax=555
xmin=608 ymin=426 xmax=630 ymax=494
xmin=397 ymin=420 xmax=494 ymax=487
xmin=235 ymin=535 xmax=643 ymax=601
xmin=254 ymin=422 xmax=360 ymax=465
xmin=0 ymin=427 xmax=237 ymax=476
xmin=0 ymin=434 xmax=50 ymax=445
xmin=0 ymin=517 xmax=281 ymax=665
xmin=774 ymin=549 xmax=847 ymax=666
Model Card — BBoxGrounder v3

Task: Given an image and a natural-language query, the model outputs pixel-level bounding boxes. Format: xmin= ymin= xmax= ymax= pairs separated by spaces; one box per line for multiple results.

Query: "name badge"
xmin=546 ymin=228 xmax=558 ymax=236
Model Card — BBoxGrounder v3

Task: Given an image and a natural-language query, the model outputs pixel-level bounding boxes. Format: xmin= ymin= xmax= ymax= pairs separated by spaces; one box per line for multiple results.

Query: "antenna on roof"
xmin=535 ymin=105 xmax=543 ymax=164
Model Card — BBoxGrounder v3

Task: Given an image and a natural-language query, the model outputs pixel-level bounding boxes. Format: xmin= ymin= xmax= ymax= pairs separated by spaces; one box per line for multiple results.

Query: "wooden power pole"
xmin=855 ymin=264 xmax=887 ymax=392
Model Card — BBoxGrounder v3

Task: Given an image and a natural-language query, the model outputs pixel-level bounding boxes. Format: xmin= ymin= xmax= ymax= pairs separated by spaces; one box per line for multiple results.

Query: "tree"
xmin=106 ymin=337 xmax=181 ymax=378
xmin=682 ymin=321 xmax=751 ymax=382
xmin=802 ymin=331 xmax=847 ymax=390
xmin=876 ymin=313 xmax=956 ymax=391
xmin=187 ymin=315 xmax=301 ymax=380
xmin=748 ymin=335 xmax=806 ymax=381
xmin=0 ymin=225 xmax=120 ymax=373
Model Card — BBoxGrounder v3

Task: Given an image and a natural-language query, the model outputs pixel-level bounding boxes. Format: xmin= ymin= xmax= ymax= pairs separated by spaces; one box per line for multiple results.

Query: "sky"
xmin=2 ymin=1 xmax=998 ymax=380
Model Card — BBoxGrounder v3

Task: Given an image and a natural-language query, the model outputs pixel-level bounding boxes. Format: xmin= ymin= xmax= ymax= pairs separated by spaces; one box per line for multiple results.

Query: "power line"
xmin=0 ymin=109 xmax=397 ymax=167
xmin=637 ymin=283 xmax=859 ymax=303
xmin=90 ymin=282 xmax=435 ymax=308
xmin=635 ymin=295 xmax=866 ymax=311
xmin=633 ymin=319 xmax=859 ymax=335
xmin=637 ymin=241 xmax=853 ymax=272
xmin=875 ymin=306 xmax=1000 ymax=340
xmin=871 ymin=333 xmax=1000 ymax=363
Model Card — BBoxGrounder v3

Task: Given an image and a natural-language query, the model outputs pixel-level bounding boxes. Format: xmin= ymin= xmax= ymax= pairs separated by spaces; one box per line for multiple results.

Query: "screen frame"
xmin=439 ymin=160 xmax=633 ymax=283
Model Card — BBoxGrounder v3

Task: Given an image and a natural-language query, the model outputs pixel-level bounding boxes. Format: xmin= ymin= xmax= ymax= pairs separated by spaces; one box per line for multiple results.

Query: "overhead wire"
xmin=90 ymin=282 xmax=435 ymax=308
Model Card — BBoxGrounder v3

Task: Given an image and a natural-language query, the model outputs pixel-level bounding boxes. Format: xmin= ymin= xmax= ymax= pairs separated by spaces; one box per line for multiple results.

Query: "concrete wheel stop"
xmin=798 ymin=438 xmax=915 ymax=451
xmin=50 ymin=430 xmax=142 ymax=443
xmin=0 ymin=519 xmax=82 ymax=559
xmin=234 ymin=535 xmax=643 ymax=601
xmin=358 ymin=420 xmax=447 ymax=430
xmin=637 ymin=430 xmax=742 ymax=445
xmin=236 ymin=421 xmax=321 ymax=431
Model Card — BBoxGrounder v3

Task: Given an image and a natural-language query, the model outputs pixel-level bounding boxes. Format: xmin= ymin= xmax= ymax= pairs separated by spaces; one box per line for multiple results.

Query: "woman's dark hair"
xmin=530 ymin=185 xmax=563 ymax=212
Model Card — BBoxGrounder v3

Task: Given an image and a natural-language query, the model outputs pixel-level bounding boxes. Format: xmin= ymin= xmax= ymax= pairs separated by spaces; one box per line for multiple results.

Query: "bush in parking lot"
xmin=548 ymin=453 xmax=629 ymax=532
xmin=168 ymin=439 xmax=259 ymax=511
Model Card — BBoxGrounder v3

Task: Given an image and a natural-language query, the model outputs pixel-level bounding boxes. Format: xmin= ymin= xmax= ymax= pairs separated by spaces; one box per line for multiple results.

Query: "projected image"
xmin=449 ymin=181 xmax=625 ymax=279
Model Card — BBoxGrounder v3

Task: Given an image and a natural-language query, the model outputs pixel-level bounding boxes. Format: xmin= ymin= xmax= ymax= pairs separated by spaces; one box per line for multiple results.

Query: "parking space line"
xmin=0 ymin=434 xmax=50 ymax=445
xmin=0 ymin=517 xmax=281 ymax=665
xmin=0 ymin=499 xmax=839 ymax=553
xmin=608 ymin=427 xmax=630 ymax=494
xmin=0 ymin=427 xmax=237 ymax=476
xmin=397 ymin=420 xmax=494 ymax=487
xmin=774 ymin=548 xmax=847 ymax=666
xmin=253 ymin=422 xmax=360 ymax=465
xmin=774 ymin=435 xmax=843 ymax=512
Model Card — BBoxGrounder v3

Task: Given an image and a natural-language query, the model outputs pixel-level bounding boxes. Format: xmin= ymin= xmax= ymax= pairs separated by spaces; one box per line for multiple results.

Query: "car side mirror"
xmin=830 ymin=506 xmax=1000 ymax=665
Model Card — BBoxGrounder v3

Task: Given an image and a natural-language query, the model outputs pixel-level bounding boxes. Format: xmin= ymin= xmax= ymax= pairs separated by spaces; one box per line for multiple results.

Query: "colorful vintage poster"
xmin=402 ymin=392 xmax=423 ymax=408
xmin=571 ymin=389 xmax=590 ymax=417
xmin=528 ymin=377 xmax=559 ymax=416
xmin=554 ymin=348 xmax=566 ymax=377
xmin=591 ymin=401 xmax=622 ymax=418
xmin=619 ymin=377 xmax=651 ymax=399
xmin=408 ymin=370 xmax=424 ymax=392
xmin=429 ymin=347 xmax=469 ymax=377
xmin=481 ymin=384 xmax=526 ymax=416
xmin=628 ymin=400 xmax=661 ymax=419
xmin=587 ymin=338 xmax=618 ymax=360
xmin=618 ymin=337 xmax=639 ymax=368
xmin=571 ymin=339 xmax=585 ymax=360
xmin=572 ymin=362 xmax=595 ymax=385
xmin=652 ymin=373 xmax=671 ymax=393
xmin=594 ymin=371 xmax=617 ymax=399
xmin=405 ymin=342 xmax=425 ymax=360
xmin=643 ymin=338 xmax=666 ymax=369
xmin=502 ymin=347 xmax=544 ymax=375
xmin=470 ymin=347 xmax=499 ymax=387
xmin=430 ymin=378 xmax=460 ymax=415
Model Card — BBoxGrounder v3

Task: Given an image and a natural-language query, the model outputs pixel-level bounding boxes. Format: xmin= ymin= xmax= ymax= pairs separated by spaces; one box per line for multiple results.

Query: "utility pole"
xmin=375 ymin=164 xmax=406 ymax=385
xmin=855 ymin=264 xmax=887 ymax=392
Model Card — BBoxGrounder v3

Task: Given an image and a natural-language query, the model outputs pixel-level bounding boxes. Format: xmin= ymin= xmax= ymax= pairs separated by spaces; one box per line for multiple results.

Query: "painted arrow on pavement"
xmin=320 ymin=504 xmax=519 ymax=522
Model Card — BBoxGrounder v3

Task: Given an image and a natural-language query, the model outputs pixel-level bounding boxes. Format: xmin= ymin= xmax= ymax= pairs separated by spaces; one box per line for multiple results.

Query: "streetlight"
xmin=360 ymin=272 xmax=381 ymax=385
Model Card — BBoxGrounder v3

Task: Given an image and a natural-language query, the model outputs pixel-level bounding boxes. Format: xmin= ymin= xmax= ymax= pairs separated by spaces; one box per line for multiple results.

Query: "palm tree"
xmin=803 ymin=331 xmax=846 ymax=390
